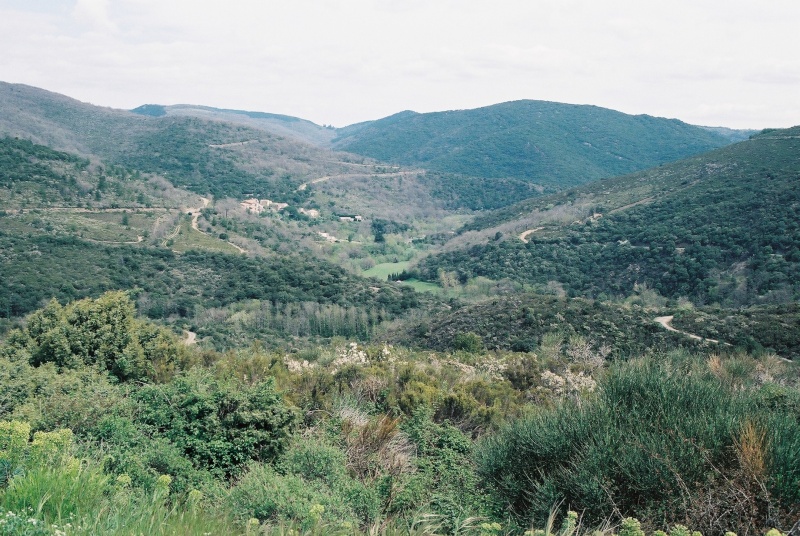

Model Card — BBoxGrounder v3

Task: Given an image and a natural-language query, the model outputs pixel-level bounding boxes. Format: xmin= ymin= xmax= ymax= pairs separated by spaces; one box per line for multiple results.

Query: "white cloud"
xmin=0 ymin=0 xmax=798 ymax=128
xmin=72 ymin=0 xmax=117 ymax=32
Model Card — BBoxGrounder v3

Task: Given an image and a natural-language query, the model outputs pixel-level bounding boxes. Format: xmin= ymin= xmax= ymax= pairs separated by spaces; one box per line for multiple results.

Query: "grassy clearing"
xmin=0 ymin=211 xmax=148 ymax=242
xmin=362 ymin=262 xmax=440 ymax=293
xmin=401 ymin=278 xmax=440 ymax=293
xmin=362 ymin=261 xmax=410 ymax=279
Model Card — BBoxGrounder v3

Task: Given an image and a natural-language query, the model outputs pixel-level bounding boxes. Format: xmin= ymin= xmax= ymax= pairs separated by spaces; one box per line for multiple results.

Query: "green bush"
xmin=227 ymin=462 xmax=358 ymax=529
xmin=134 ymin=368 xmax=297 ymax=478
xmin=5 ymin=292 xmax=190 ymax=382
xmin=453 ymin=332 xmax=483 ymax=353
xmin=476 ymin=353 xmax=800 ymax=531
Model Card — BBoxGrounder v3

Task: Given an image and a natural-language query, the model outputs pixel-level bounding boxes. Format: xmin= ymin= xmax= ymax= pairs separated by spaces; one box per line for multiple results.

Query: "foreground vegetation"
xmin=0 ymin=293 xmax=797 ymax=535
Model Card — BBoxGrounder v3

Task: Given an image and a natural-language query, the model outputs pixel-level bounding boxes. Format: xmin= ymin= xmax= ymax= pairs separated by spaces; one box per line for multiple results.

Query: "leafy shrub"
xmin=453 ymin=332 xmax=483 ymax=353
xmin=227 ymin=462 xmax=365 ymax=530
xmin=134 ymin=368 xmax=297 ymax=478
xmin=5 ymin=292 xmax=190 ymax=382
xmin=476 ymin=353 xmax=800 ymax=531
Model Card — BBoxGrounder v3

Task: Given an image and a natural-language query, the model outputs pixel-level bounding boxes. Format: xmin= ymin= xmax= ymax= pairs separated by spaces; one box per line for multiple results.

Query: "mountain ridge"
xmin=330 ymin=99 xmax=745 ymax=191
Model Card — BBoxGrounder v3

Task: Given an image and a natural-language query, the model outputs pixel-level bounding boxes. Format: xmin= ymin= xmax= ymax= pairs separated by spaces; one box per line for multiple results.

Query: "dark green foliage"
xmin=391 ymin=294 xmax=690 ymax=355
xmin=334 ymin=101 xmax=734 ymax=190
xmin=423 ymin=172 xmax=545 ymax=210
xmin=116 ymin=117 xmax=285 ymax=199
xmin=226 ymin=436 xmax=381 ymax=527
xmin=3 ymin=292 xmax=189 ymax=382
xmin=0 ymin=137 xmax=88 ymax=181
xmin=94 ymin=415 xmax=209 ymax=493
xmin=672 ymin=304 xmax=800 ymax=359
xmin=452 ymin=332 xmax=483 ymax=353
xmin=0 ymin=137 xmax=91 ymax=207
xmin=370 ymin=219 xmax=411 ymax=238
xmin=0 ymin=234 xmax=423 ymax=323
xmin=397 ymin=408 xmax=493 ymax=532
xmin=419 ymin=128 xmax=800 ymax=307
xmin=476 ymin=354 xmax=800 ymax=531
xmin=134 ymin=369 xmax=297 ymax=478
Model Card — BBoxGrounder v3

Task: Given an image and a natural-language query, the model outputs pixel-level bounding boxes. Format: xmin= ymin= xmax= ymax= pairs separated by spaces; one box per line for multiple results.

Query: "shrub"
xmin=476 ymin=353 xmax=800 ymax=531
xmin=6 ymin=292 xmax=190 ymax=382
xmin=227 ymin=462 xmax=359 ymax=529
xmin=453 ymin=332 xmax=484 ymax=353
xmin=134 ymin=368 xmax=297 ymax=478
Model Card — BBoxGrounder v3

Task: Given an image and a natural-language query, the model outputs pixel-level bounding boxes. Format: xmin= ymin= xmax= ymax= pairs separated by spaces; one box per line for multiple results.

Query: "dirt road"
xmin=188 ymin=197 xmax=210 ymax=231
xmin=654 ymin=315 xmax=724 ymax=344
xmin=185 ymin=197 xmax=247 ymax=253
xmin=184 ymin=330 xmax=197 ymax=345
xmin=519 ymin=227 xmax=543 ymax=243
xmin=208 ymin=140 xmax=260 ymax=148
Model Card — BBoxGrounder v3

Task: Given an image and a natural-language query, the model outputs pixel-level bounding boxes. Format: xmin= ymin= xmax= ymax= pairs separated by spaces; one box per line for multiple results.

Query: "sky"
xmin=1 ymin=0 xmax=799 ymax=129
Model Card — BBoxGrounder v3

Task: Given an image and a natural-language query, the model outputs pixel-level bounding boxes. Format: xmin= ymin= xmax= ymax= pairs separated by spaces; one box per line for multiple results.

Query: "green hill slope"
xmin=0 ymin=82 xmax=377 ymax=201
xmin=411 ymin=127 xmax=800 ymax=307
xmin=333 ymin=100 xmax=739 ymax=190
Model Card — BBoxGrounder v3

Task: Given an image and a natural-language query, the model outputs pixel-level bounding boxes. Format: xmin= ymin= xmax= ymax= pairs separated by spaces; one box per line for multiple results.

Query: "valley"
xmin=0 ymin=82 xmax=797 ymax=535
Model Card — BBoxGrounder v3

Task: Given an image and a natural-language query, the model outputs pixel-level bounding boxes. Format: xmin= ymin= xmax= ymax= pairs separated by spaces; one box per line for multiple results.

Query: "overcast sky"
xmin=1 ymin=0 xmax=799 ymax=129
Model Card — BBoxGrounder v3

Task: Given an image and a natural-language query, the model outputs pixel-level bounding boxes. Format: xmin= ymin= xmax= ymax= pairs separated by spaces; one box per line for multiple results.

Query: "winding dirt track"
xmin=162 ymin=197 xmax=246 ymax=253
xmin=654 ymin=315 xmax=724 ymax=344
xmin=189 ymin=197 xmax=210 ymax=230
xmin=519 ymin=227 xmax=543 ymax=243
xmin=189 ymin=197 xmax=247 ymax=253
xmin=184 ymin=330 xmax=197 ymax=345
xmin=84 ymin=235 xmax=143 ymax=245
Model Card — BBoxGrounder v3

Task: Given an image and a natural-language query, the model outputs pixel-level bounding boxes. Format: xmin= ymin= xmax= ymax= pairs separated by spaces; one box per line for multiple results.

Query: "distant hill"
xmin=411 ymin=127 xmax=800 ymax=307
xmin=0 ymin=82 xmax=378 ymax=200
xmin=131 ymin=104 xmax=336 ymax=147
xmin=332 ymin=100 xmax=742 ymax=191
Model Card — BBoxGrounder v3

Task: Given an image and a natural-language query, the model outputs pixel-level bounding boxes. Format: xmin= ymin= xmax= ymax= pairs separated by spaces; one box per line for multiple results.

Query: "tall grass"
xmin=1 ymin=460 xmax=233 ymax=535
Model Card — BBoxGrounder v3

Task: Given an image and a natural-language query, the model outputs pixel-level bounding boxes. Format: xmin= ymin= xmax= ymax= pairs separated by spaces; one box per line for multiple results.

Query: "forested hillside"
xmin=132 ymin=103 xmax=337 ymax=146
xmin=333 ymin=100 xmax=737 ymax=190
xmin=412 ymin=127 xmax=800 ymax=307
xmin=0 ymin=82 xmax=381 ymax=202
xmin=0 ymin=135 xmax=430 ymax=347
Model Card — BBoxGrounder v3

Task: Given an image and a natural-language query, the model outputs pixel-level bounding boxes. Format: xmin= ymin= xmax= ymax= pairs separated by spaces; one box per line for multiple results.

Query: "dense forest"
xmin=412 ymin=129 xmax=800 ymax=307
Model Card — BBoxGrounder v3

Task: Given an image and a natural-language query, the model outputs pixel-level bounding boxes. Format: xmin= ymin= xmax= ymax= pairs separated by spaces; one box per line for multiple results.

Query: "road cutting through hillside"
xmin=184 ymin=330 xmax=197 ymax=345
xmin=519 ymin=227 xmax=543 ymax=243
xmin=655 ymin=315 xmax=796 ymax=362
xmin=609 ymin=197 xmax=655 ymax=214
xmin=208 ymin=139 xmax=260 ymax=148
xmin=85 ymin=235 xmax=144 ymax=245
xmin=188 ymin=197 xmax=210 ymax=231
xmin=185 ymin=197 xmax=247 ymax=253
xmin=654 ymin=315 xmax=725 ymax=344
